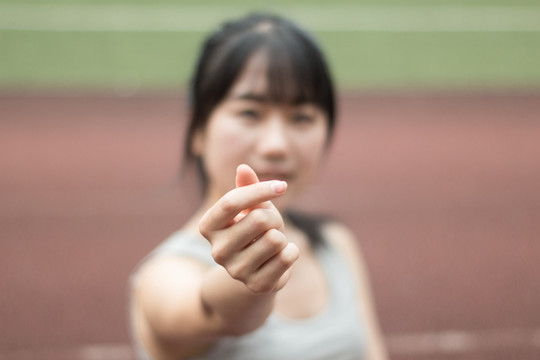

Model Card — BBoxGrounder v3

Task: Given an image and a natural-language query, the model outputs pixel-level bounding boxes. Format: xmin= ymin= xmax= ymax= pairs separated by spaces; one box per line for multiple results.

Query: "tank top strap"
xmin=317 ymin=239 xmax=359 ymax=314
xmin=149 ymin=230 xmax=217 ymax=267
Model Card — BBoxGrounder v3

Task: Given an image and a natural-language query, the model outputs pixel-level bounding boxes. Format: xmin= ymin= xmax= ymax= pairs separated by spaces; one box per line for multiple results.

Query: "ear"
xmin=191 ymin=128 xmax=204 ymax=157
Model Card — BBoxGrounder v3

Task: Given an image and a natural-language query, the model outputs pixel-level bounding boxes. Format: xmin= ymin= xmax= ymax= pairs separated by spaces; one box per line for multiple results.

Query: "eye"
xmin=292 ymin=112 xmax=315 ymax=125
xmin=238 ymin=109 xmax=261 ymax=121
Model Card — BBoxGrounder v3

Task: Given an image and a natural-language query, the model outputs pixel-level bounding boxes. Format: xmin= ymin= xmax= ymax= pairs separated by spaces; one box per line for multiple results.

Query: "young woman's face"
xmin=193 ymin=52 xmax=329 ymax=210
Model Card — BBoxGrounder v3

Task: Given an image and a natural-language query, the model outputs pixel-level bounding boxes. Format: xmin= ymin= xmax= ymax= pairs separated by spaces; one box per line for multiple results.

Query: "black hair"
xmin=184 ymin=13 xmax=336 ymax=191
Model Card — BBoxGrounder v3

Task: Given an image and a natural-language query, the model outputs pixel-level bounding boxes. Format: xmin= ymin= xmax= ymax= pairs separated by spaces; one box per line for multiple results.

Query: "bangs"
xmin=201 ymin=27 xmax=334 ymax=119
xmin=191 ymin=14 xmax=336 ymax=148
xmin=264 ymin=31 xmax=332 ymax=112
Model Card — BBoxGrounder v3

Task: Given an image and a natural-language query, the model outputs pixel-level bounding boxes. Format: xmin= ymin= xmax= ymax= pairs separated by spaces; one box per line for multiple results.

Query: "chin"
xmin=272 ymin=193 xmax=295 ymax=213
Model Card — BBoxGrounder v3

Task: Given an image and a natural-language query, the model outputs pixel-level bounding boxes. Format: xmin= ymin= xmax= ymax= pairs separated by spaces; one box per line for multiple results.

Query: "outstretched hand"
xmin=199 ymin=164 xmax=299 ymax=294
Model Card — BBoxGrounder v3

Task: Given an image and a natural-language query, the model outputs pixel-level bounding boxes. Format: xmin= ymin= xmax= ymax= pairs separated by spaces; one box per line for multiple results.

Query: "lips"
xmin=256 ymin=172 xmax=291 ymax=183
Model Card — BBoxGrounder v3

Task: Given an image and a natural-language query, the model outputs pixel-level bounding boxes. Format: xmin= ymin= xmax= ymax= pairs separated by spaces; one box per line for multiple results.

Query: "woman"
xmin=130 ymin=13 xmax=387 ymax=360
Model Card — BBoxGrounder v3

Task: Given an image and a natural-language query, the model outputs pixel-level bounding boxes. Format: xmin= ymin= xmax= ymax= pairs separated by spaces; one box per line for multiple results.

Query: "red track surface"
xmin=1 ymin=92 xmax=539 ymax=359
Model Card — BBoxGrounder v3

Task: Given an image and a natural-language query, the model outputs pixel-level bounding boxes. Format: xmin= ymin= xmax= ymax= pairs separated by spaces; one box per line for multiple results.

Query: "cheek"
xmin=201 ymin=117 xmax=254 ymax=185
xmin=206 ymin=118 xmax=252 ymax=156
xmin=285 ymin=128 xmax=328 ymax=199
xmin=296 ymin=127 xmax=328 ymax=169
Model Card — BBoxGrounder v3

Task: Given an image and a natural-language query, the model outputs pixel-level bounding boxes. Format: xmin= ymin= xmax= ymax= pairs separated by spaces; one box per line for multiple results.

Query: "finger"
xmin=241 ymin=228 xmax=288 ymax=269
xmin=224 ymin=229 xmax=288 ymax=282
xmin=208 ymin=208 xmax=283 ymax=264
xmin=234 ymin=164 xmax=261 ymax=222
xmin=245 ymin=242 xmax=300 ymax=294
xmin=228 ymin=208 xmax=284 ymax=248
xmin=200 ymin=180 xmax=287 ymax=234
xmin=235 ymin=164 xmax=259 ymax=188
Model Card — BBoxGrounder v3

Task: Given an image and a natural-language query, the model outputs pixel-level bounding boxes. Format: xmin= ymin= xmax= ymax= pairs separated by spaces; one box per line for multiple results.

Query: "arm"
xmin=323 ymin=222 xmax=389 ymax=360
xmin=132 ymin=165 xmax=299 ymax=359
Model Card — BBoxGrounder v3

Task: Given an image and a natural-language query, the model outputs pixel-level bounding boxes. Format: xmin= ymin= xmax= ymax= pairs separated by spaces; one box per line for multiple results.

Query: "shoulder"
xmin=132 ymin=229 xmax=213 ymax=315
xmin=130 ymin=236 xmax=213 ymax=359
xmin=322 ymin=220 xmax=363 ymax=261
xmin=137 ymin=229 xmax=216 ymax=272
xmin=321 ymin=220 xmax=372 ymax=287
xmin=133 ymin=248 xmax=210 ymax=334
xmin=131 ymin=229 xmax=213 ymax=338
xmin=322 ymin=221 xmax=390 ymax=360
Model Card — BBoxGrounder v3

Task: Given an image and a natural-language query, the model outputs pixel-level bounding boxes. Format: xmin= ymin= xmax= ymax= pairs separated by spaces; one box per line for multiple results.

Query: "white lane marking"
xmin=386 ymin=328 xmax=540 ymax=354
xmin=78 ymin=343 xmax=134 ymax=360
xmin=1 ymin=328 xmax=539 ymax=359
xmin=1 ymin=4 xmax=540 ymax=32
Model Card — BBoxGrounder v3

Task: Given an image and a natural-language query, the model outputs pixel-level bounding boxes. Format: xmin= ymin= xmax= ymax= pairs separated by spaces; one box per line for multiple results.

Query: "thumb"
xmin=236 ymin=164 xmax=287 ymax=213
xmin=235 ymin=164 xmax=260 ymax=188
xmin=233 ymin=164 xmax=271 ymax=224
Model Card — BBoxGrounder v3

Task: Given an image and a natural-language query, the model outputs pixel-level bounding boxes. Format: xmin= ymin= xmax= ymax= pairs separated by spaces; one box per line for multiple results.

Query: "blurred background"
xmin=1 ymin=1 xmax=540 ymax=359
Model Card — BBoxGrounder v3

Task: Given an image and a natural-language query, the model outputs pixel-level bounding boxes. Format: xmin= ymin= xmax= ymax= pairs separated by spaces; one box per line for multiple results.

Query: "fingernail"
xmin=270 ymin=181 xmax=287 ymax=194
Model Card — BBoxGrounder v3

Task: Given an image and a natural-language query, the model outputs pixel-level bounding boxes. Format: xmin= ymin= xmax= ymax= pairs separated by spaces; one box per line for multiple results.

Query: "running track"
xmin=1 ymin=92 xmax=539 ymax=359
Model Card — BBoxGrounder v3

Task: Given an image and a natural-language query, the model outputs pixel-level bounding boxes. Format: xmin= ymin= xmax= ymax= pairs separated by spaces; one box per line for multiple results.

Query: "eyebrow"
xmin=231 ymin=92 xmax=309 ymax=106
xmin=230 ymin=93 xmax=270 ymax=103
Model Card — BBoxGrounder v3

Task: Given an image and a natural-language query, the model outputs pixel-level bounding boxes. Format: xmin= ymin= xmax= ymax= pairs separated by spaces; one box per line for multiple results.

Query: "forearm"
xmin=195 ymin=167 xmax=296 ymax=336
xmin=200 ymin=265 xmax=276 ymax=336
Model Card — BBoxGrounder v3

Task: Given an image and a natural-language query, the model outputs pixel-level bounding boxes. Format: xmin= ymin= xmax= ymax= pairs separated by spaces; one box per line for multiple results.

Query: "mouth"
xmin=256 ymin=172 xmax=291 ymax=183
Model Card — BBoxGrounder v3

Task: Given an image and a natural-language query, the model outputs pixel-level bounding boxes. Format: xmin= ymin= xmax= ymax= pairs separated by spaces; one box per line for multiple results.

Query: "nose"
xmin=257 ymin=114 xmax=290 ymax=159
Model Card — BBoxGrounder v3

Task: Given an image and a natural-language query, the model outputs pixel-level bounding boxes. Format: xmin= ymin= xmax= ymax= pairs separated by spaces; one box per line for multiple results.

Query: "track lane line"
xmin=1 ymin=4 xmax=540 ymax=32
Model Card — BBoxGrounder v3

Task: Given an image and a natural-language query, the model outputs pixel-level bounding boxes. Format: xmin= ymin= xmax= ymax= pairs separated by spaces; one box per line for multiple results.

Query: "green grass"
xmin=3 ymin=30 xmax=540 ymax=91
xmin=1 ymin=1 xmax=540 ymax=91
xmin=2 ymin=0 xmax=540 ymax=5
xmin=320 ymin=32 xmax=540 ymax=89
xmin=0 ymin=31 xmax=207 ymax=90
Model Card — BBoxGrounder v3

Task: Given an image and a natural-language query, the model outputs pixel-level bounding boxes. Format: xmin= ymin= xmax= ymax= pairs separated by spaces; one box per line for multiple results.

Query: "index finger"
xmin=199 ymin=180 xmax=287 ymax=233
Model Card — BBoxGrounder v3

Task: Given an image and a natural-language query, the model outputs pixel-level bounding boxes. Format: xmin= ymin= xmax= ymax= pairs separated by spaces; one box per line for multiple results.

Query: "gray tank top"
xmin=130 ymin=230 xmax=367 ymax=360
